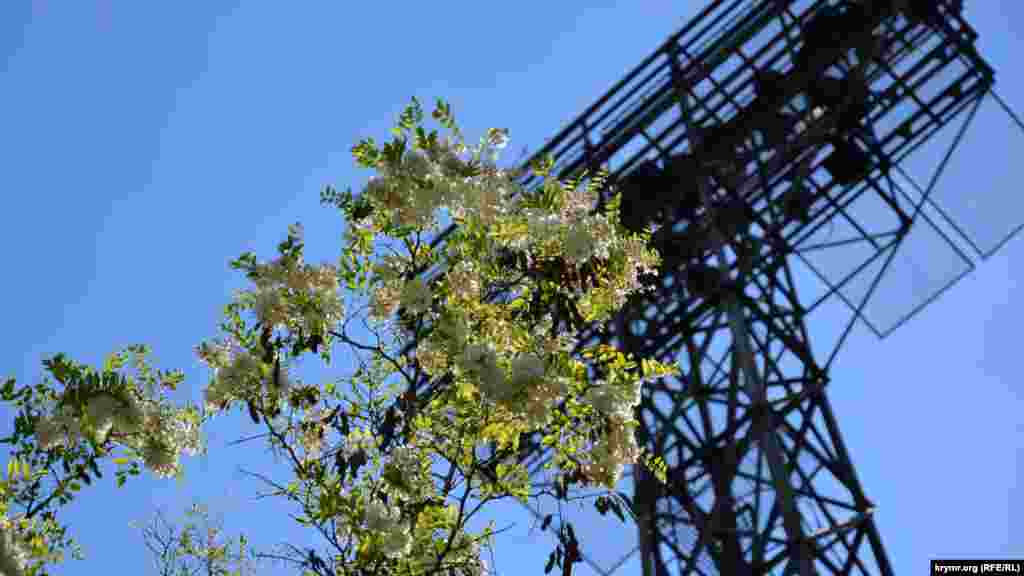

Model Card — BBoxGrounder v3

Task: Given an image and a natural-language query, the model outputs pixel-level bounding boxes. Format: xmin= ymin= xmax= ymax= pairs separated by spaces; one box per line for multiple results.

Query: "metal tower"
xmin=393 ymin=0 xmax=1024 ymax=574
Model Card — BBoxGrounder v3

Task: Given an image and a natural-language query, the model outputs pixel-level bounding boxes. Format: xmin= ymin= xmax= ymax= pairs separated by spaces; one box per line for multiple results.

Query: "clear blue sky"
xmin=1 ymin=2 xmax=1022 ymax=575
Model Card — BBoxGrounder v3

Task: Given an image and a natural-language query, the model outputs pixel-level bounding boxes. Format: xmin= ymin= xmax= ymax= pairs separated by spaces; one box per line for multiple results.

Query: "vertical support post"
xmin=667 ymin=46 xmax=815 ymax=576
xmin=722 ymin=297 xmax=814 ymax=576
xmin=617 ymin=307 xmax=662 ymax=576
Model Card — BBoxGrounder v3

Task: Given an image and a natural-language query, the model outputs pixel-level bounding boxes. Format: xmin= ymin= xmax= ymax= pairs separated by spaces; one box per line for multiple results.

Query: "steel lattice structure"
xmin=393 ymin=0 xmax=1024 ymax=574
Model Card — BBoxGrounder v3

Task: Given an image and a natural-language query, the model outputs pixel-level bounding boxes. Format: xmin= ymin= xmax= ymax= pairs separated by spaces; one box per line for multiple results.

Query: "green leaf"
xmin=382 ymin=465 xmax=408 ymax=492
xmin=545 ymin=551 xmax=556 ymax=574
xmin=1 ymin=378 xmax=15 ymax=398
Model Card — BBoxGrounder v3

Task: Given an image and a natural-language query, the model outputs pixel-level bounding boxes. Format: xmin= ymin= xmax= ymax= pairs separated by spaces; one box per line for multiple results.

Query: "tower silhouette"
xmin=395 ymin=0 xmax=1024 ymax=574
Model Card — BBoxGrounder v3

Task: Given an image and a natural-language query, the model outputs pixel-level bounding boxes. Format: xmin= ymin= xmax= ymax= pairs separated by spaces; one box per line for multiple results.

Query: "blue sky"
xmin=1 ymin=1 xmax=1022 ymax=575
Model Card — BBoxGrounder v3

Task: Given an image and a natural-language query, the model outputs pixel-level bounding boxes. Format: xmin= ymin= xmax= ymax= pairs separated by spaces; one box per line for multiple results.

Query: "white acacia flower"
xmin=451 ymin=537 xmax=487 ymax=576
xmin=461 ymin=181 xmax=505 ymax=227
xmin=0 ymin=523 xmax=24 ymax=576
xmin=299 ymin=417 xmax=324 ymax=460
xmin=416 ymin=181 xmax=447 ymax=215
xmin=86 ymin=394 xmax=119 ymax=442
xmin=562 ymin=187 xmax=598 ymax=221
xmin=415 ymin=339 xmax=449 ymax=378
xmin=446 ymin=262 xmax=480 ymax=301
xmin=463 ymin=344 xmax=510 ymax=400
xmin=113 ymin=396 xmax=145 ymax=435
xmin=364 ymin=500 xmax=397 ymax=533
xmin=390 ymin=445 xmax=421 ymax=479
xmin=221 ymin=351 xmax=260 ymax=395
xmin=402 ymin=151 xmax=431 ymax=180
xmin=203 ymin=380 xmax=231 ymax=413
xmin=586 ymin=384 xmax=616 ymax=414
xmin=142 ymin=441 xmax=177 ymax=478
xmin=381 ymin=525 xmax=412 ymax=558
xmin=563 ymin=225 xmax=596 ymax=264
xmin=396 ymin=199 xmax=435 ymax=228
xmin=460 ymin=344 xmax=494 ymax=374
xmin=171 ymin=411 xmax=202 ymax=458
xmin=584 ymin=441 xmax=628 ymax=488
xmin=438 ymin=313 xmax=469 ymax=349
xmin=526 ymin=212 xmax=561 ymax=244
xmin=510 ymin=353 xmax=545 ymax=387
xmin=253 ymin=288 xmax=284 ymax=328
xmin=364 ymin=176 xmax=404 ymax=211
xmin=369 ymin=283 xmax=401 ymax=321
xmin=33 ymin=417 xmax=63 ymax=451
xmin=400 ymin=278 xmax=432 ymax=316
xmin=372 ymin=257 xmax=405 ymax=283
xmin=478 ymin=362 xmax=508 ymax=401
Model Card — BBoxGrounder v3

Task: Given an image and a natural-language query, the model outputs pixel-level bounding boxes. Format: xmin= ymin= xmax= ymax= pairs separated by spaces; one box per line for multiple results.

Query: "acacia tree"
xmin=0 ymin=96 xmax=678 ymax=576
xmin=130 ymin=502 xmax=264 ymax=576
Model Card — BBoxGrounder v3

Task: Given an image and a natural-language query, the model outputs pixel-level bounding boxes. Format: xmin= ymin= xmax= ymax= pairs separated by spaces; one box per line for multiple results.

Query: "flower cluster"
xmin=2 ymin=99 xmax=682 ymax=576
xmin=297 ymin=407 xmax=325 ymax=462
xmin=451 ymin=174 xmax=513 ymax=229
xmin=0 ymin=513 xmax=67 ymax=576
xmin=412 ymin=338 xmax=449 ymax=379
xmin=368 ymin=256 xmax=408 ymax=322
xmin=509 ymin=353 xmax=544 ymax=388
xmin=585 ymin=379 xmax=642 ymax=421
xmin=563 ymin=225 xmax=598 ymax=265
xmin=580 ymin=416 xmax=642 ymax=488
xmin=363 ymin=498 xmax=412 ymax=558
xmin=458 ymin=344 xmax=509 ymax=402
xmin=239 ymin=245 xmax=343 ymax=337
xmin=33 ymin=408 xmax=82 ymax=452
xmin=426 ymin=534 xmax=490 ymax=576
xmin=32 ymin=383 xmax=198 ymax=480
xmin=117 ymin=396 xmax=201 ymax=479
xmin=386 ymin=444 xmax=433 ymax=502
xmin=368 ymin=150 xmax=456 ymax=229
xmin=400 ymin=277 xmax=432 ymax=316
xmin=199 ymin=343 xmax=259 ymax=412
xmin=197 ymin=341 xmax=292 ymax=417
xmin=522 ymin=375 xmax=570 ymax=430
xmin=579 ymin=376 xmax=646 ymax=488
xmin=444 ymin=260 xmax=481 ymax=302
xmin=182 ymin=98 xmax=677 ymax=573
xmin=0 ymin=517 xmax=29 ymax=576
